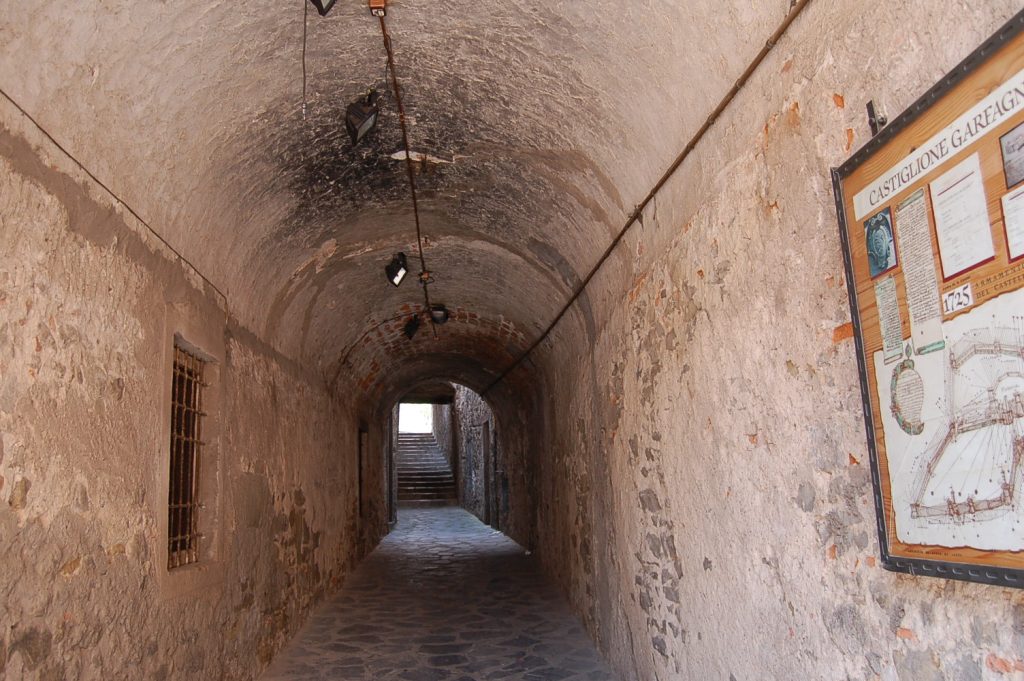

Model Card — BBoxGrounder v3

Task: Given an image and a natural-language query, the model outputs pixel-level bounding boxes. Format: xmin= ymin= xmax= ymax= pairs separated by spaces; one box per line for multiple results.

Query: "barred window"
xmin=168 ymin=345 xmax=205 ymax=569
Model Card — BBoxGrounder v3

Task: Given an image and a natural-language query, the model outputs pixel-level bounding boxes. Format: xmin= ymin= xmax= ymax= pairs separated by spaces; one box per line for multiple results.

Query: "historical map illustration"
xmin=874 ymin=289 xmax=1024 ymax=551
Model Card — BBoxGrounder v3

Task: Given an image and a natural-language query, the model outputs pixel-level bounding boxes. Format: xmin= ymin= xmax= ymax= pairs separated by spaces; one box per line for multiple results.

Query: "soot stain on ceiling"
xmin=236 ymin=62 xmax=608 ymax=311
xmin=268 ymin=77 xmax=495 ymax=237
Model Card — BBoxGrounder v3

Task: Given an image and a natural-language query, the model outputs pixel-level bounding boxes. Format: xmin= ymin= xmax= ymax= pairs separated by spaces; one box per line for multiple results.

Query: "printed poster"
xmin=929 ymin=153 xmax=995 ymax=279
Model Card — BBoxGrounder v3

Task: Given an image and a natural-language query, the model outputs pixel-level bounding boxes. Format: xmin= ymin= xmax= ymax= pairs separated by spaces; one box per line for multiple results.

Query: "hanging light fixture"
xmin=385 ymin=252 xmax=408 ymax=287
xmin=308 ymin=0 xmax=337 ymax=16
xmin=429 ymin=305 xmax=449 ymax=325
xmin=346 ymin=90 xmax=381 ymax=145
xmin=375 ymin=0 xmax=449 ymax=342
xmin=403 ymin=315 xmax=421 ymax=340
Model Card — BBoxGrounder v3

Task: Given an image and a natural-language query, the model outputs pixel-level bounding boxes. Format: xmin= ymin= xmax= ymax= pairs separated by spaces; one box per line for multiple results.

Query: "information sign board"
xmin=833 ymin=11 xmax=1024 ymax=588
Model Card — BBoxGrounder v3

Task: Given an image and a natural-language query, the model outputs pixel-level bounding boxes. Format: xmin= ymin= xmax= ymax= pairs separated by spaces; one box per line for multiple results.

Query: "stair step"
xmin=398 ymin=478 xmax=455 ymax=484
xmin=399 ymin=484 xmax=455 ymax=491
xmin=398 ymin=476 xmax=455 ymax=482
xmin=399 ymin=477 xmax=454 ymax=481
xmin=395 ymin=431 xmax=455 ymax=502
xmin=399 ymin=491 xmax=456 ymax=497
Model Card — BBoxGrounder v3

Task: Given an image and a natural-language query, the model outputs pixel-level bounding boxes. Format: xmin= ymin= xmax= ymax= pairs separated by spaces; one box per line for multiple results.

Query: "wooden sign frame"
xmin=833 ymin=10 xmax=1024 ymax=589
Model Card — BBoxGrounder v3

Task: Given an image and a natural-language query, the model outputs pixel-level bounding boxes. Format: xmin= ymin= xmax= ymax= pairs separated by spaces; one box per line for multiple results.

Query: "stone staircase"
xmin=397 ymin=433 xmax=457 ymax=505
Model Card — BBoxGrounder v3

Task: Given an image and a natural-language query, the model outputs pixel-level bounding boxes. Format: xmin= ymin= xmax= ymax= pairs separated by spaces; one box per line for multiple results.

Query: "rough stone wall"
xmin=0 ymin=99 xmax=382 ymax=680
xmin=220 ymin=329 xmax=377 ymax=672
xmin=432 ymin=402 xmax=455 ymax=468
xmin=444 ymin=382 xmax=533 ymax=547
xmin=388 ymin=403 xmax=400 ymax=524
xmin=453 ymin=385 xmax=493 ymax=522
xmin=531 ymin=4 xmax=1024 ymax=681
xmin=491 ymin=386 xmax=536 ymax=548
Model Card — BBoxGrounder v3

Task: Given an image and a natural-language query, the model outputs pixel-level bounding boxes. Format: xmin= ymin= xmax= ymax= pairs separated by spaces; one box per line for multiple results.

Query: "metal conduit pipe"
xmin=482 ymin=0 xmax=815 ymax=396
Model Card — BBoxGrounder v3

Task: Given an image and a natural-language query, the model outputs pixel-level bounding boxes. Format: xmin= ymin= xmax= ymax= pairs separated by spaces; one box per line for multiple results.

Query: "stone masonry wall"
xmin=453 ymin=384 xmax=493 ymax=523
xmin=531 ymin=3 xmax=1024 ymax=681
xmin=432 ymin=402 xmax=455 ymax=469
xmin=491 ymin=384 xmax=535 ymax=547
xmin=0 ymin=98 xmax=383 ymax=679
xmin=447 ymin=382 xmax=534 ymax=546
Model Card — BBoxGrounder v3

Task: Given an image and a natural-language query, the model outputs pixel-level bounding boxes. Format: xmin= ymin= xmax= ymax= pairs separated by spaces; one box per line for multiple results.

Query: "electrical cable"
xmin=378 ymin=14 xmax=438 ymax=338
xmin=301 ymin=0 xmax=309 ymax=120
xmin=480 ymin=0 xmax=814 ymax=396
xmin=0 ymin=86 xmax=228 ymax=305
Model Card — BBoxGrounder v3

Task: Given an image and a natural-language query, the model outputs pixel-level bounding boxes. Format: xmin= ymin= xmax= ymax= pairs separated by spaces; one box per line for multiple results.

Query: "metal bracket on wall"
xmin=867 ymin=100 xmax=888 ymax=137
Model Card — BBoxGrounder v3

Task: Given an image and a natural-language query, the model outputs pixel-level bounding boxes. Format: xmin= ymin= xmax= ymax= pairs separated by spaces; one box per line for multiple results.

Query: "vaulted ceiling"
xmin=0 ymin=1 xmax=790 ymax=400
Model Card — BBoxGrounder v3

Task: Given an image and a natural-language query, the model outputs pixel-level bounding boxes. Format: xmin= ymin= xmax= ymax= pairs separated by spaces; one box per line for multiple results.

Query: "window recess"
xmin=168 ymin=344 xmax=206 ymax=570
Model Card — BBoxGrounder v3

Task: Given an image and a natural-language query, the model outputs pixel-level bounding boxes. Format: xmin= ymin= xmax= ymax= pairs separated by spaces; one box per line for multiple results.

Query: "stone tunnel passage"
xmin=260 ymin=507 xmax=617 ymax=681
xmin=4 ymin=3 xmax=1024 ymax=681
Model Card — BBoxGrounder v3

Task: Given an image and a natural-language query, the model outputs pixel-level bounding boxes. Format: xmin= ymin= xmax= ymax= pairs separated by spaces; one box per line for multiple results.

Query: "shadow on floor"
xmin=260 ymin=506 xmax=618 ymax=681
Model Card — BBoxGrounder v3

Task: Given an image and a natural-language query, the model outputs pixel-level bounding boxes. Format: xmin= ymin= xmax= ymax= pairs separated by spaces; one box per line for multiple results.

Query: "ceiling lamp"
xmin=403 ymin=315 xmax=421 ymax=340
xmin=346 ymin=90 xmax=381 ymax=145
xmin=308 ymin=0 xmax=337 ymax=16
xmin=385 ymin=252 xmax=408 ymax=287
xmin=430 ymin=305 xmax=449 ymax=325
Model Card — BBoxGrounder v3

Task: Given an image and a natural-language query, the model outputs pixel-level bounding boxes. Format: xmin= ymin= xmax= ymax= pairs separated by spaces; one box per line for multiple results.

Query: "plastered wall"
xmin=530 ymin=3 xmax=1024 ymax=680
xmin=0 ymin=99 xmax=385 ymax=679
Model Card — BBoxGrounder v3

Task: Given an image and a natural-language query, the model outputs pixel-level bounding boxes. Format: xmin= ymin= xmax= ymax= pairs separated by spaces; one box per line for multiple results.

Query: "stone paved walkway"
xmin=260 ymin=507 xmax=618 ymax=681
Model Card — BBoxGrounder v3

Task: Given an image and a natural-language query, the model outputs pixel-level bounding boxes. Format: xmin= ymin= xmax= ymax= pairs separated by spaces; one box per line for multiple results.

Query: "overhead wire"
xmin=0 ymin=86 xmax=228 ymax=306
xmin=379 ymin=13 xmax=437 ymax=337
xmin=301 ymin=0 xmax=309 ymax=119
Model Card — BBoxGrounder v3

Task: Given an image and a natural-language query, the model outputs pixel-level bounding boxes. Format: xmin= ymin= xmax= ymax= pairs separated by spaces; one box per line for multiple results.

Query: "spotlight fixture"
xmin=385 ymin=252 xmax=408 ymax=287
xmin=308 ymin=0 xmax=337 ymax=16
xmin=403 ymin=315 xmax=421 ymax=340
xmin=345 ymin=90 xmax=381 ymax=145
xmin=429 ymin=305 xmax=449 ymax=325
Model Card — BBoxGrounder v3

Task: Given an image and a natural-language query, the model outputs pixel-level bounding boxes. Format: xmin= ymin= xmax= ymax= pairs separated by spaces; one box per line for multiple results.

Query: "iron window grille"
xmin=168 ymin=345 xmax=206 ymax=569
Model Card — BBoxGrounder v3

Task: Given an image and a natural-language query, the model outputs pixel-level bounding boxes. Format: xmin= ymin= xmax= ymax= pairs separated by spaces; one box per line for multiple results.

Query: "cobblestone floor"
xmin=260 ymin=506 xmax=618 ymax=681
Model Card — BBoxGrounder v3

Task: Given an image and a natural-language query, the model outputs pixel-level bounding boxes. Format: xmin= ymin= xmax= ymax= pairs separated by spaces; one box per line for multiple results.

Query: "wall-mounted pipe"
xmin=482 ymin=0 xmax=814 ymax=396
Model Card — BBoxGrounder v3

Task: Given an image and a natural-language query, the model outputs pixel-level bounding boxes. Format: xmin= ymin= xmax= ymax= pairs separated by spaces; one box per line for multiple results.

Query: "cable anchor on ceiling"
xmin=369 ymin=0 xmax=386 ymax=17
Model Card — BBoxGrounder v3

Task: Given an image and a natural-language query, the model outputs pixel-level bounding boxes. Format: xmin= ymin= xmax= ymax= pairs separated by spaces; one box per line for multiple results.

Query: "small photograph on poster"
xmin=1000 ymin=120 xmax=1024 ymax=189
xmin=864 ymin=208 xmax=898 ymax=278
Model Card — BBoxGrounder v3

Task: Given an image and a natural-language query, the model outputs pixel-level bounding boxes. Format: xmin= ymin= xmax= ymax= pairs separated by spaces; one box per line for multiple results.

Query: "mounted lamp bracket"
xmin=308 ymin=0 xmax=337 ymax=16
xmin=369 ymin=0 xmax=386 ymax=17
xmin=403 ymin=315 xmax=420 ymax=340
xmin=866 ymin=100 xmax=888 ymax=137
xmin=345 ymin=90 xmax=381 ymax=145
